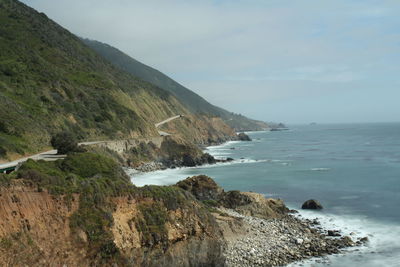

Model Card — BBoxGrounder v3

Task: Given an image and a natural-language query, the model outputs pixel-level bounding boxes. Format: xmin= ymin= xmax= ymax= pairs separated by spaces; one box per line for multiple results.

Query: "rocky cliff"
xmin=0 ymin=179 xmax=225 ymax=266
xmin=0 ymin=164 xmax=363 ymax=266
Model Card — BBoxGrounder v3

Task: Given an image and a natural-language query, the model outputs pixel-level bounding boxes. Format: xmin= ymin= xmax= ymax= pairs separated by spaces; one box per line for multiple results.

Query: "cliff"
xmin=0 ymin=180 xmax=225 ymax=266
xmin=0 ymin=158 xmax=363 ymax=266
xmin=0 ymin=155 xmax=227 ymax=266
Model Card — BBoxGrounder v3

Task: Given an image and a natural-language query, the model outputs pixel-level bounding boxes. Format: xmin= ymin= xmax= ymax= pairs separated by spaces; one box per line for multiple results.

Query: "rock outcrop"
xmin=237 ymin=133 xmax=252 ymax=141
xmin=177 ymin=175 xmax=289 ymax=219
xmin=0 ymin=179 xmax=225 ymax=267
xmin=302 ymin=199 xmax=324 ymax=210
xmin=176 ymin=175 xmax=224 ymax=201
xmin=175 ymin=176 xmax=365 ymax=266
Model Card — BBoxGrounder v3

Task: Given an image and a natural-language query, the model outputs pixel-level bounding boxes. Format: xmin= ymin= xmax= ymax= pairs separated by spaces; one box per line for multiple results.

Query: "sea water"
xmin=131 ymin=123 xmax=400 ymax=266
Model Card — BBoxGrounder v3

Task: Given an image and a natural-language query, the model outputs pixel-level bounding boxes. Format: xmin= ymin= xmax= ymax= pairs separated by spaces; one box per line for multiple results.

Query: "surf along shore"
xmin=129 ymin=136 xmax=370 ymax=266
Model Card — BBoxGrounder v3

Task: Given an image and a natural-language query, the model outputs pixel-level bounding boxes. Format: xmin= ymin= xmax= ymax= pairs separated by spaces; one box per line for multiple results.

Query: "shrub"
xmin=50 ymin=131 xmax=79 ymax=154
xmin=61 ymin=152 xmax=129 ymax=182
xmin=0 ymin=146 xmax=6 ymax=157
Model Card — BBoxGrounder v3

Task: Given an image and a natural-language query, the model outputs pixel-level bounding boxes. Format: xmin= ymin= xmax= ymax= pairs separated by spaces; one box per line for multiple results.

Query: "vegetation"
xmin=0 ymin=0 xmax=188 ymax=159
xmin=2 ymin=151 xmax=223 ymax=264
xmin=0 ymin=173 xmax=12 ymax=186
xmin=83 ymin=39 xmax=269 ymax=131
xmin=13 ymin=152 xmax=133 ymax=262
xmin=140 ymin=185 xmax=190 ymax=210
xmin=50 ymin=131 xmax=79 ymax=154
xmin=135 ymin=202 xmax=168 ymax=247
xmin=10 ymin=151 xmax=203 ymax=261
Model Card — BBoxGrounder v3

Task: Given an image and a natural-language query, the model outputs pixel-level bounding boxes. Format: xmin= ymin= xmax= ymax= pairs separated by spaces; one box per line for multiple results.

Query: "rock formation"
xmin=302 ymin=199 xmax=324 ymax=210
xmin=237 ymin=133 xmax=252 ymax=141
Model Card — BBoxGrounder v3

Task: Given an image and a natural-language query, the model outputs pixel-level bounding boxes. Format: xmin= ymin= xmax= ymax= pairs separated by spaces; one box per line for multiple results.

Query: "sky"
xmin=22 ymin=0 xmax=400 ymax=124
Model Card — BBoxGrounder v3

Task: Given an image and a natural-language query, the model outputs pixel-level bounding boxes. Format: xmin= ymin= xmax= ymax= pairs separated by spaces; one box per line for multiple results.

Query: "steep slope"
xmin=82 ymin=39 xmax=269 ymax=131
xmin=0 ymin=0 xmax=234 ymax=161
xmin=0 ymin=155 xmax=226 ymax=266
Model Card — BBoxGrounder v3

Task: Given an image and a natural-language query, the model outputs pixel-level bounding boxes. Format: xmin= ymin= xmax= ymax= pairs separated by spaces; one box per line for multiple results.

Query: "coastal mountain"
xmin=0 ymin=0 xmax=235 ymax=160
xmin=82 ymin=39 xmax=268 ymax=131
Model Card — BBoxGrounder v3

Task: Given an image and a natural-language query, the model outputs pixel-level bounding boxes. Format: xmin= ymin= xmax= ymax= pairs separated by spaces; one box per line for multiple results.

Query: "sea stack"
xmin=301 ymin=199 xmax=323 ymax=210
xmin=238 ymin=133 xmax=252 ymax=141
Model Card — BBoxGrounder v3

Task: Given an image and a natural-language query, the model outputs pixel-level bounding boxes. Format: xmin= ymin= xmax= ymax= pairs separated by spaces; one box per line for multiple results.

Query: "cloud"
xmin=21 ymin=0 xmax=400 ymax=123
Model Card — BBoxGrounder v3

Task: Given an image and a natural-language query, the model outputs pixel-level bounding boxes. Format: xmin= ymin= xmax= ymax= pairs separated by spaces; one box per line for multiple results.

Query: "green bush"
xmin=0 ymin=146 xmax=6 ymax=157
xmin=50 ymin=131 xmax=79 ymax=154
xmin=61 ymin=152 xmax=129 ymax=181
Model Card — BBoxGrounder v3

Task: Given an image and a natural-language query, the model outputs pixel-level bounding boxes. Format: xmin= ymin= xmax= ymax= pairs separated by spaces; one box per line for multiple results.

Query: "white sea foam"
xmin=310 ymin=168 xmax=331 ymax=171
xmin=288 ymin=208 xmax=400 ymax=267
xmin=129 ymin=157 xmax=269 ymax=187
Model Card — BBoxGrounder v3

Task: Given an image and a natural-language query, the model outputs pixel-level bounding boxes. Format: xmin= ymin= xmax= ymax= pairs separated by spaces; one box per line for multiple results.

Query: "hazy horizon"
xmin=21 ymin=0 xmax=400 ymax=124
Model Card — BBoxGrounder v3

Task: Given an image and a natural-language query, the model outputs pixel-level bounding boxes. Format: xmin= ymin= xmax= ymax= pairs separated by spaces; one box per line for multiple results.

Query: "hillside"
xmin=0 ymin=0 xmax=235 ymax=160
xmin=82 ymin=39 xmax=269 ymax=131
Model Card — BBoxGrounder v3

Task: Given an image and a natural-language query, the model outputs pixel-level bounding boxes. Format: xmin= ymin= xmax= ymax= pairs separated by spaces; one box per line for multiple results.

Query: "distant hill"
xmin=82 ymin=39 xmax=268 ymax=131
xmin=0 ymin=0 xmax=231 ymax=159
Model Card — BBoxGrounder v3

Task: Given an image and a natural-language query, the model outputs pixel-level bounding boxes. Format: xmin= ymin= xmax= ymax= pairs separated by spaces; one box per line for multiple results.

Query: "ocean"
xmin=130 ymin=123 xmax=400 ymax=267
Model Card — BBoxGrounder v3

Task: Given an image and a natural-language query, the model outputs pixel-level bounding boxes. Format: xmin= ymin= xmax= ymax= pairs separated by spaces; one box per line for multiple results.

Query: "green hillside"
xmin=0 ymin=0 xmax=191 ymax=159
xmin=82 ymin=39 xmax=268 ymax=131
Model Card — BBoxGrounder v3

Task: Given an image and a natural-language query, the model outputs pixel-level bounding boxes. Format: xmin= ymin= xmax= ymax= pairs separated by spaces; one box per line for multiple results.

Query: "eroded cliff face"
xmin=110 ymin=195 xmax=225 ymax=267
xmin=157 ymin=115 xmax=237 ymax=146
xmin=0 ymin=180 xmax=226 ymax=267
xmin=0 ymin=180 xmax=86 ymax=266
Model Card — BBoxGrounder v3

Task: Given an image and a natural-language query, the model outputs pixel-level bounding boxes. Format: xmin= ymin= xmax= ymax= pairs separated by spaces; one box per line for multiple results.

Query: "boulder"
xmin=237 ymin=133 xmax=252 ymax=141
xmin=340 ymin=236 xmax=355 ymax=247
xmin=301 ymin=199 xmax=323 ymax=210
xmin=327 ymin=230 xmax=341 ymax=237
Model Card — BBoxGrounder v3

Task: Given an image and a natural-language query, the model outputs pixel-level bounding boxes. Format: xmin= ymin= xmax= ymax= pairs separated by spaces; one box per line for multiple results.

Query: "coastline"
xmin=129 ymin=139 xmax=240 ymax=173
xmin=128 ymin=138 xmax=369 ymax=266
xmin=219 ymin=208 xmax=367 ymax=267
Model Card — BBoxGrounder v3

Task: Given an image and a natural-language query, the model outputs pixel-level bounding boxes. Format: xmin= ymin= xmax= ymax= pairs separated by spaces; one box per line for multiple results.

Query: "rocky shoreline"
xmin=219 ymin=208 xmax=367 ymax=266
xmin=133 ymin=156 xmax=234 ymax=172
xmin=130 ymin=133 xmax=250 ymax=173
xmin=128 ymin=137 xmax=370 ymax=267
xmin=175 ymin=175 xmax=369 ymax=267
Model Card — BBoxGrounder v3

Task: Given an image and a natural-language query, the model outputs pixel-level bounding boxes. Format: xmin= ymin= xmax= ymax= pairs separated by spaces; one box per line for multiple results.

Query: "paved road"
xmin=0 ymin=141 xmax=106 ymax=172
xmin=1 ymin=115 xmax=183 ymax=172
xmin=155 ymin=115 xmax=182 ymax=128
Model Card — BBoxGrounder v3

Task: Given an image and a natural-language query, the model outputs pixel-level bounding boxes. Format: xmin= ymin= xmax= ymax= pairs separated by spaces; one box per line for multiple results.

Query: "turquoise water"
xmin=131 ymin=123 xmax=400 ymax=266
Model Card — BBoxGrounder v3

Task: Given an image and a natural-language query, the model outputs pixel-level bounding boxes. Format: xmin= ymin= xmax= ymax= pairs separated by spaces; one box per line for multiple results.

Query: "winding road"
xmin=0 ymin=141 xmax=106 ymax=173
xmin=155 ymin=115 xmax=183 ymax=128
xmin=0 ymin=115 xmax=184 ymax=173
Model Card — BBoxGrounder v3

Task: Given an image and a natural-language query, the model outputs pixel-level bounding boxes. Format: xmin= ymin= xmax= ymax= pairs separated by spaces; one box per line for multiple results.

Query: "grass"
xmin=0 ymin=0 xmax=189 ymax=159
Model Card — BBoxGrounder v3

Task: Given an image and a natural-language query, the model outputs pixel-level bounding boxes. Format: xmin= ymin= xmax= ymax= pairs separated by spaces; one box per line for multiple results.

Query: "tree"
xmin=50 ymin=132 xmax=79 ymax=154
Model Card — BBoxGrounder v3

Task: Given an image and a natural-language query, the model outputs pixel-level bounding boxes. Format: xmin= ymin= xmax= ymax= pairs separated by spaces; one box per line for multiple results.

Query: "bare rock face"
xmin=175 ymin=175 xmax=224 ymax=201
xmin=176 ymin=176 xmax=289 ymax=220
xmin=301 ymin=199 xmax=323 ymax=210
xmin=219 ymin=190 xmax=252 ymax=208
xmin=221 ymin=191 xmax=289 ymax=219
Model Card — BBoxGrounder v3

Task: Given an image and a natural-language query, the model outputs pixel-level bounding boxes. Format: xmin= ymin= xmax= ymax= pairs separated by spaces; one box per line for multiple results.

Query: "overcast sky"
xmin=22 ymin=0 xmax=400 ymax=124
